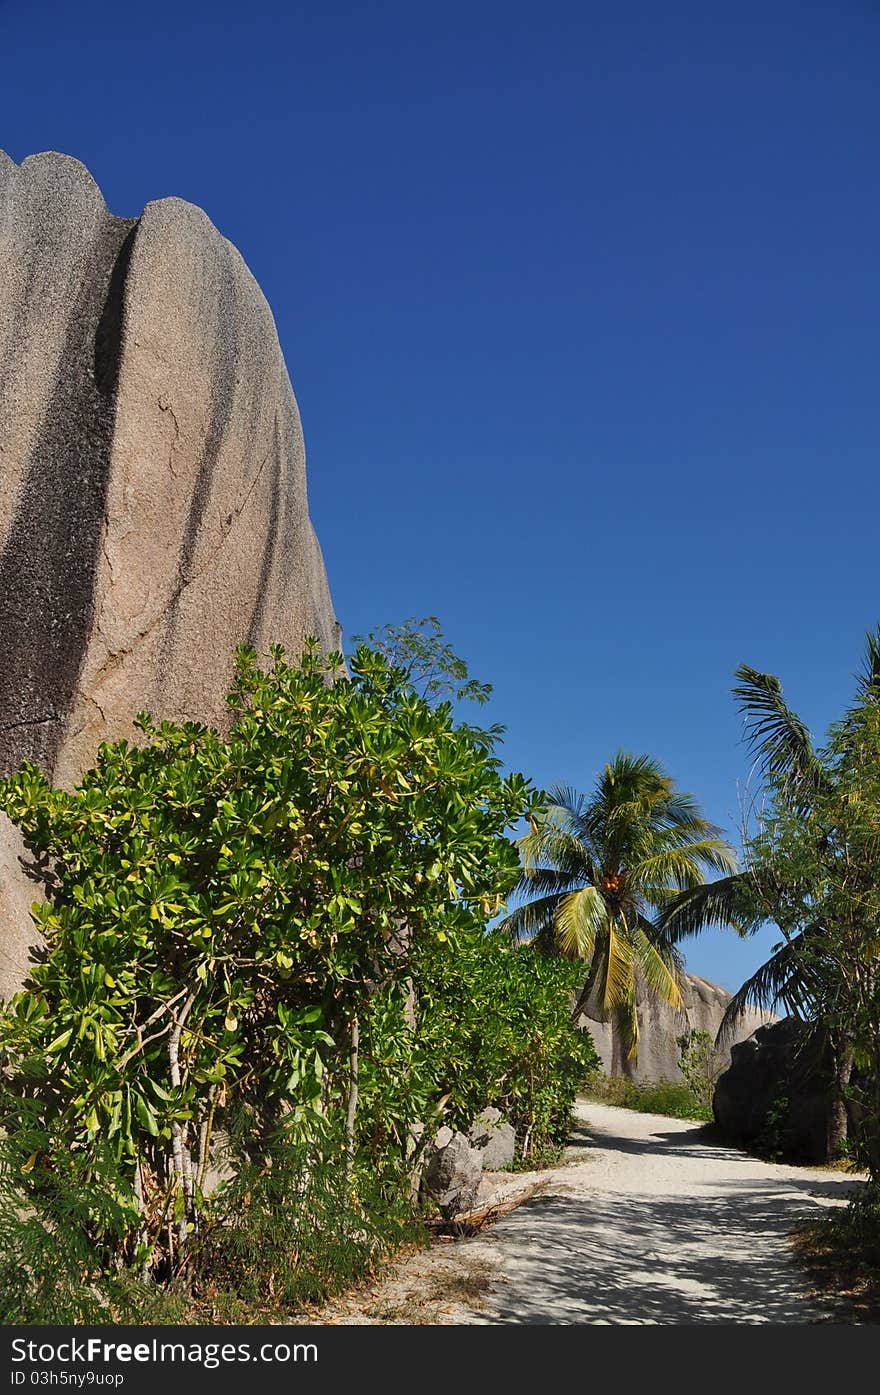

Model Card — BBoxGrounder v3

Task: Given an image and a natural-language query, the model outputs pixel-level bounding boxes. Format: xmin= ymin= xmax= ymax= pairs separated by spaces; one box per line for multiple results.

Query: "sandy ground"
xmin=306 ymin=1099 xmax=865 ymax=1325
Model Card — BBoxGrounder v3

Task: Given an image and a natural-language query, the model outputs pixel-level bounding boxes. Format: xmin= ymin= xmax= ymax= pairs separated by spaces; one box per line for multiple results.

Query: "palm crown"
xmin=659 ymin=628 xmax=880 ymax=1041
xmin=499 ymin=752 xmax=738 ymax=1062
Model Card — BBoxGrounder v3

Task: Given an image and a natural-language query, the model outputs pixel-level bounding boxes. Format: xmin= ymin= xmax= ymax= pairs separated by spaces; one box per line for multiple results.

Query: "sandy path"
xmin=309 ymin=1099 xmax=863 ymax=1325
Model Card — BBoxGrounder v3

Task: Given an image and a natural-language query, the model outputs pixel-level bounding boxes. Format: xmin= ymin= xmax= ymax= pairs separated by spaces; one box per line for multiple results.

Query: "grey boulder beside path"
xmin=0 ymin=150 xmax=340 ymax=999
xmin=469 ymin=1107 xmax=516 ymax=1170
xmin=713 ymin=1017 xmax=842 ymax=1163
xmin=422 ymin=1128 xmax=484 ymax=1218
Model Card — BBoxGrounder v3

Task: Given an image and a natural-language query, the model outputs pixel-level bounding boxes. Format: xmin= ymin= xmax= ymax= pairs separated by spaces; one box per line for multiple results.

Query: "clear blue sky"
xmin=3 ymin=1 xmax=879 ymax=991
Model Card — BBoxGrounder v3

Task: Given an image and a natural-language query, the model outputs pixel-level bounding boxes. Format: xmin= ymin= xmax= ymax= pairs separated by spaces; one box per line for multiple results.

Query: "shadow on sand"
xmin=469 ymin=1113 xmax=862 ymax=1324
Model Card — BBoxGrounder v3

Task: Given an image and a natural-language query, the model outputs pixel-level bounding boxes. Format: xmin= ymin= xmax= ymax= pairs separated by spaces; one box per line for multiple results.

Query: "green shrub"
xmin=676 ymin=1028 xmax=722 ymax=1113
xmin=194 ymin=1114 xmax=420 ymax=1317
xmin=0 ymin=641 xmax=533 ymax=1289
xmin=753 ymin=1088 xmax=794 ymax=1161
xmin=815 ymin=1183 xmax=880 ymax=1266
xmin=0 ymin=632 xmax=596 ymax=1313
xmin=0 ymin=1101 xmax=186 ymax=1324
xmin=409 ymin=932 xmax=600 ymax=1160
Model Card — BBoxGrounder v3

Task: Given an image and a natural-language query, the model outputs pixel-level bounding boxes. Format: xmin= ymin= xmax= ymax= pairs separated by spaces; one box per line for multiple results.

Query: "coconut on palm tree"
xmin=499 ymin=752 xmax=738 ymax=1068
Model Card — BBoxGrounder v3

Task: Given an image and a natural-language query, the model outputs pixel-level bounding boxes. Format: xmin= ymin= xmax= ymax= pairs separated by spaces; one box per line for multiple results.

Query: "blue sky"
xmin=3 ymin=1 xmax=879 ymax=991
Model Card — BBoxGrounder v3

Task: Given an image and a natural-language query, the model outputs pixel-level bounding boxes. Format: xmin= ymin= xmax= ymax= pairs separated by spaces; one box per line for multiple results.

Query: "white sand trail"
xmin=310 ymin=1099 xmax=864 ymax=1325
xmin=445 ymin=1100 xmax=861 ymax=1324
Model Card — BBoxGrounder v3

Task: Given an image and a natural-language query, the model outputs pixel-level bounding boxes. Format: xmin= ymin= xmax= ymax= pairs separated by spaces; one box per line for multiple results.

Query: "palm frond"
xmin=655 ymin=817 xmax=729 ymax=850
xmin=661 ymin=790 xmax=717 ymax=830
xmin=518 ymin=825 xmax=594 ymax=881
xmin=630 ymin=923 xmax=683 ymax=1010
xmin=635 ymin=841 xmax=738 ymax=895
xmin=554 ymin=885 xmax=608 ymax=960
xmin=656 ymin=872 xmax=763 ymax=942
xmin=496 ymin=893 xmax=563 ymax=945
xmin=512 ymin=865 xmax=586 ymax=900
xmin=613 ymin=990 xmax=640 ymax=1063
xmin=542 ymin=784 xmax=588 ymax=824
xmin=591 ymin=918 xmax=634 ymax=1019
xmin=716 ymin=931 xmax=815 ymax=1043
xmin=633 ymin=912 xmax=686 ymax=970
xmin=584 ymin=754 xmax=668 ymax=839
xmin=733 ymin=664 xmax=826 ymax=806
xmin=857 ymin=625 xmax=880 ymax=700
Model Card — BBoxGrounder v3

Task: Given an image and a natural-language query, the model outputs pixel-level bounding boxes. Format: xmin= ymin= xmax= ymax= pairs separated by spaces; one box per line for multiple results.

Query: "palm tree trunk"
xmin=827 ymin=1038 xmax=854 ymax=1160
xmin=610 ymin=1024 xmax=636 ymax=1080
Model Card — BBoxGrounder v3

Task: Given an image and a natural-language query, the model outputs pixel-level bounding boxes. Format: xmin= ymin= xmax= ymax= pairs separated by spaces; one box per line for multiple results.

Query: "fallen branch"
xmin=425 ymin=1178 xmax=548 ymax=1237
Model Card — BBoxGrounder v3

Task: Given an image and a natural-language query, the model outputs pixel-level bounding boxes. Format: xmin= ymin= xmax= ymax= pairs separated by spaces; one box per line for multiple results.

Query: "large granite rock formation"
xmin=0 ymin=151 xmax=340 ymax=999
xmin=579 ymin=970 xmax=773 ymax=1084
xmin=713 ymin=1017 xmax=842 ymax=1163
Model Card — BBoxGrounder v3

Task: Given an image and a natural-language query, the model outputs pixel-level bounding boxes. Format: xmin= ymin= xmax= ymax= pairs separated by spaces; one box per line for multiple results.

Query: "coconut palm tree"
xmin=657 ymin=660 xmax=830 ymax=1032
xmin=659 ymin=631 xmax=880 ymax=1156
xmin=499 ymin=752 xmax=738 ymax=1067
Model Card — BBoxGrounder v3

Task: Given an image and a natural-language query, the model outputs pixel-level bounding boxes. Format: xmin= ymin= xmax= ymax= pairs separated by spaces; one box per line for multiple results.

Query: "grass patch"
xmin=583 ymin=1072 xmax=712 ymax=1122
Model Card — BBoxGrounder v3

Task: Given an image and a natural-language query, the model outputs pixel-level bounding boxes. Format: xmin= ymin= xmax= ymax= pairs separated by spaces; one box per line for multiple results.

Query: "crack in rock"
xmin=0 ymin=714 xmax=61 ymax=732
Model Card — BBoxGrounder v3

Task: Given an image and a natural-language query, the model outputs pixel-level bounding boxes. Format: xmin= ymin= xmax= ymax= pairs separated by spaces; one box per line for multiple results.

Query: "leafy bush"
xmin=793 ymin=1182 xmax=880 ymax=1322
xmin=0 ymin=631 xmax=598 ymax=1314
xmin=753 ymin=1088 xmax=794 ymax=1162
xmin=411 ymin=932 xmax=600 ymax=1159
xmin=0 ymin=640 xmax=533 ymax=1287
xmin=0 ymin=1097 xmax=186 ymax=1323
xmin=193 ymin=1114 xmax=420 ymax=1317
xmin=676 ymin=1028 xmax=722 ymax=1113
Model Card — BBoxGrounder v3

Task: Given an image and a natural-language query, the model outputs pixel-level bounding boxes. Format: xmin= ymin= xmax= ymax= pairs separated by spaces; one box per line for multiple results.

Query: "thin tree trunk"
xmin=168 ymin=989 xmax=197 ymax=1257
xmin=196 ymin=1085 xmax=218 ymax=1193
xmin=133 ymin=1161 xmax=150 ymax=1280
xmin=827 ymin=1039 xmax=854 ymax=1160
xmin=344 ymin=1011 xmax=359 ymax=1192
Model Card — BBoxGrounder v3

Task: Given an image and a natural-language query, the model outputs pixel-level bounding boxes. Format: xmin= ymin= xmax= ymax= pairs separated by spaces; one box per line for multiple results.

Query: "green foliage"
xmin=352 ymin=930 xmax=600 ymax=1167
xmin=794 ymin=1181 xmax=880 ymax=1322
xmin=350 ymin=615 xmax=493 ymax=709
xmin=0 ymin=1097 xmax=185 ymax=1323
xmin=810 ymin=1182 xmax=880 ymax=1269
xmin=753 ymin=1088 xmax=793 ymax=1163
xmin=0 ymin=639 xmax=533 ymax=1282
xmin=413 ymin=931 xmax=601 ymax=1159
xmin=195 ymin=1115 xmax=420 ymax=1317
xmin=585 ymin=1073 xmax=712 ymax=1122
xmin=663 ymin=627 xmax=880 ymax=1178
xmin=676 ymin=1028 xmax=721 ymax=1113
xmin=349 ymin=615 xmax=504 ymax=750
xmin=753 ymin=690 xmax=880 ymax=1177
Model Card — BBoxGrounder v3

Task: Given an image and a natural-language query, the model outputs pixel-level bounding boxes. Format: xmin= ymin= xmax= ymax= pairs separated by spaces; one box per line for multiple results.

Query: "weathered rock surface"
xmin=0 ymin=820 xmax=45 ymax=1005
xmin=0 ymin=151 xmax=340 ymax=999
xmin=578 ymin=970 xmax=774 ymax=1084
xmin=712 ymin=1017 xmax=839 ymax=1163
xmin=469 ymin=1106 xmax=516 ymax=1170
xmin=422 ymin=1128 xmax=483 ymax=1217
